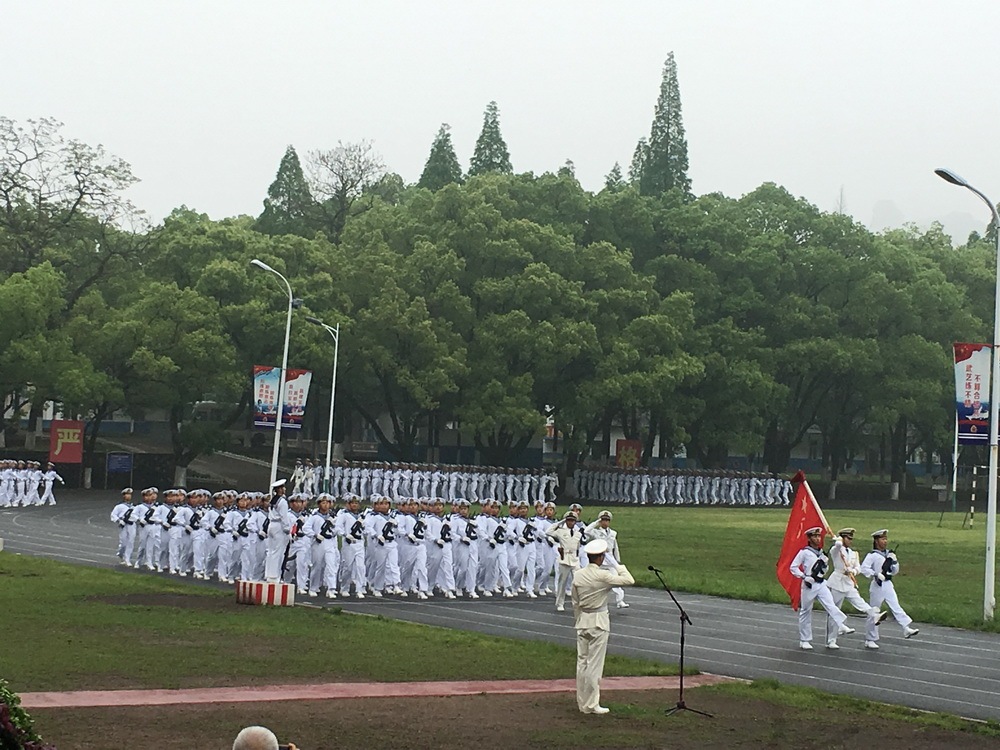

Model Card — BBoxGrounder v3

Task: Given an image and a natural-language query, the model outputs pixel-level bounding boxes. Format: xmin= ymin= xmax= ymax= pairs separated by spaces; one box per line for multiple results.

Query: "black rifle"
xmin=189 ymin=510 xmax=202 ymax=533
xmin=237 ymin=517 xmax=250 ymax=538
xmin=440 ymin=522 xmax=452 ymax=543
xmin=350 ymin=519 xmax=364 ymax=541
xmin=382 ymin=519 xmax=396 ymax=542
xmin=522 ymin=522 xmax=536 ymax=543
xmin=493 ymin=524 xmax=506 ymax=544
xmin=413 ymin=519 xmax=426 ymax=540
xmin=320 ymin=517 xmax=335 ymax=540
xmin=809 ymin=556 xmax=827 ymax=584
xmin=122 ymin=508 xmax=134 ymax=525
xmin=466 ymin=521 xmax=478 ymax=541
xmin=213 ymin=514 xmax=226 ymax=535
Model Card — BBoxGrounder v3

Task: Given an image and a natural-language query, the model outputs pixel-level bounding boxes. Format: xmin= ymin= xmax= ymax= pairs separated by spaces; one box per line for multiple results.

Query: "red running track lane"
xmin=20 ymin=674 xmax=737 ymax=708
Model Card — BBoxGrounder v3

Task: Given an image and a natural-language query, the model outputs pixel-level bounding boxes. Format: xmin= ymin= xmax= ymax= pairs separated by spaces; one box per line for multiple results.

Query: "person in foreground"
xmin=233 ymin=724 xmax=297 ymax=750
xmin=571 ymin=538 xmax=635 ymax=715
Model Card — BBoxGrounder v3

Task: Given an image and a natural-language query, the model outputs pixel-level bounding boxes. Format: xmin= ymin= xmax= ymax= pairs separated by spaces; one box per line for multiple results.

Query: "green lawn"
xmin=0 ymin=552 xmax=675 ymax=692
xmin=559 ymin=505 xmax=992 ymax=630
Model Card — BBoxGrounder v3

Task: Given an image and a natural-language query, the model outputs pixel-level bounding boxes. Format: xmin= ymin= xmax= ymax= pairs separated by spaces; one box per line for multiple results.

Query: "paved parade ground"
xmin=4 ymin=494 xmax=1000 ymax=723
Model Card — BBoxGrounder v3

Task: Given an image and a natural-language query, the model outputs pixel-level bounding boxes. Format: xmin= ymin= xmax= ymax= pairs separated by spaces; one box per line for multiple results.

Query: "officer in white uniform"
xmin=582 ymin=511 xmax=628 ymax=609
xmin=826 ymin=527 xmax=887 ymax=647
xmin=264 ymin=479 xmax=293 ymax=582
xmin=547 ymin=512 xmax=583 ymax=612
xmin=788 ymin=526 xmax=852 ymax=649
xmin=860 ymin=529 xmax=919 ymax=649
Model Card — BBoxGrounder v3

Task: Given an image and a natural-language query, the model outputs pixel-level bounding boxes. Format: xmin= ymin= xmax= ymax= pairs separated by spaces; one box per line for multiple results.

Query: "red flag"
xmin=776 ymin=471 xmax=833 ymax=610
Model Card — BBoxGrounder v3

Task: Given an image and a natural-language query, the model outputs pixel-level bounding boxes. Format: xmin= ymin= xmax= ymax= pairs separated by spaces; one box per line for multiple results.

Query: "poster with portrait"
xmin=253 ymin=365 xmax=313 ymax=430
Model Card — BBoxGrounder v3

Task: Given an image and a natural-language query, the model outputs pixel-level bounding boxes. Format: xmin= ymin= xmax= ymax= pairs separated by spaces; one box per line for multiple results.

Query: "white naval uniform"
xmin=571 ymin=561 xmax=635 ymax=713
xmin=265 ymin=494 xmax=293 ymax=582
xmin=547 ymin=521 xmax=583 ymax=610
xmin=860 ymin=548 xmax=914 ymax=643
xmin=336 ymin=508 xmax=367 ymax=596
xmin=582 ymin=521 xmax=626 ymax=606
xmin=40 ymin=469 xmax=63 ymax=505
xmin=306 ymin=511 xmax=340 ymax=595
xmin=788 ymin=544 xmax=847 ymax=644
xmin=826 ymin=538 xmax=880 ymax=639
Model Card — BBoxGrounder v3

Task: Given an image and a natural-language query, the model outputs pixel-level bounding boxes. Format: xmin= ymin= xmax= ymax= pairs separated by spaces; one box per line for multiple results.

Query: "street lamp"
xmin=306 ymin=316 xmax=340 ymax=492
xmin=936 ymin=168 xmax=1000 ymax=620
xmin=250 ymin=258 xmax=295 ymax=488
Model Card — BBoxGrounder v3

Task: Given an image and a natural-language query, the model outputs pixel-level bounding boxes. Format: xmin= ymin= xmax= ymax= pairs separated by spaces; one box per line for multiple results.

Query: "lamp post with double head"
xmin=306 ymin=316 xmax=340 ymax=492
xmin=935 ymin=168 xmax=1000 ymax=620
xmin=250 ymin=259 xmax=297 ymax=489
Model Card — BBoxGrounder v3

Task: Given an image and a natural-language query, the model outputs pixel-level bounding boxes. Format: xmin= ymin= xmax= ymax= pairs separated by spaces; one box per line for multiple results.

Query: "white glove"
xmin=377 ymin=536 xmax=385 ymax=546
xmin=435 ymin=539 xmax=445 ymax=548
xmin=803 ymin=576 xmax=814 ymax=587
xmin=876 ymin=572 xmax=886 ymax=582
xmin=407 ymin=534 xmax=417 ymax=544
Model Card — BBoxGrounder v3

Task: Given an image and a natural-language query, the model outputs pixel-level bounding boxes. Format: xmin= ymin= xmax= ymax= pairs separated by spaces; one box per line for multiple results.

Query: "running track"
xmin=3 ymin=495 xmax=1000 ymax=722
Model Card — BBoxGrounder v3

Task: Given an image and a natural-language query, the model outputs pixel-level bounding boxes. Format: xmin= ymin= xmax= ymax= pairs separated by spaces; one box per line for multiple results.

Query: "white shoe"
xmin=483 ymin=591 xmax=493 ymax=598
xmin=356 ymin=592 xmax=365 ymax=600
xmin=308 ymin=591 xmax=318 ymax=598
xmin=394 ymin=586 xmax=405 ymax=595
xmin=837 ymin=624 xmax=855 ymax=636
xmin=326 ymin=592 xmax=337 ymax=599
xmin=372 ymin=591 xmax=383 ymax=598
xmin=799 ymin=641 xmax=813 ymax=650
xmin=133 ymin=562 xmax=141 ymax=569
xmin=297 ymin=588 xmax=307 ymax=595
xmin=444 ymin=590 xmax=457 ymax=599
xmin=468 ymin=591 xmax=479 ymax=599
xmin=904 ymin=626 xmax=920 ymax=639
xmin=616 ymin=601 xmax=630 ymax=609
xmin=416 ymin=591 xmax=428 ymax=600
xmin=399 ymin=591 xmax=409 ymax=598
xmin=586 ymin=706 xmax=610 ymax=715
xmin=875 ymin=610 xmax=889 ymax=625
xmin=826 ymin=641 xmax=840 ymax=649
xmin=527 ymin=592 xmax=538 ymax=599
xmin=503 ymin=590 xmax=514 ymax=598
xmin=556 ymin=604 xmax=565 ymax=612
xmin=178 ymin=571 xmax=187 ymax=577
xmin=864 ymin=640 xmax=879 ymax=649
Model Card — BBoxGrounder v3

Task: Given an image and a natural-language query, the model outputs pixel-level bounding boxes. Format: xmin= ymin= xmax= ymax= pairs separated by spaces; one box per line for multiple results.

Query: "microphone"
xmin=648 ymin=565 xmax=663 ymax=574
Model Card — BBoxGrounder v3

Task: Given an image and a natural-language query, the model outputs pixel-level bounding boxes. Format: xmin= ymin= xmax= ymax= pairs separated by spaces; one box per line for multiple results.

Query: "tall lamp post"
xmin=250 ymin=259 xmax=296 ymax=489
xmin=306 ymin=316 xmax=340 ymax=492
xmin=936 ymin=168 xmax=1000 ymax=620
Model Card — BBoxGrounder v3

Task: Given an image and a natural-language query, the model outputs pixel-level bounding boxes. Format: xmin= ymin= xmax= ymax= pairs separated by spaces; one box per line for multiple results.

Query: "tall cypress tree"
xmin=628 ymin=140 xmax=647 ymax=186
xmin=604 ymin=162 xmax=625 ymax=192
xmin=418 ymin=124 xmax=463 ymax=190
xmin=255 ymin=145 xmax=317 ymax=236
xmin=468 ymin=101 xmax=513 ymax=176
xmin=637 ymin=52 xmax=691 ymax=198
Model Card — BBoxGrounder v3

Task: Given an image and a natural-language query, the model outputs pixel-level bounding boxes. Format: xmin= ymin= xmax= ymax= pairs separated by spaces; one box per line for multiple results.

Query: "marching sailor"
xmin=788 ymin=526 xmax=852 ymax=650
xmin=860 ymin=529 xmax=919 ymax=649
xmin=583 ymin=510 xmax=629 ymax=609
xmin=826 ymin=527 xmax=888 ymax=647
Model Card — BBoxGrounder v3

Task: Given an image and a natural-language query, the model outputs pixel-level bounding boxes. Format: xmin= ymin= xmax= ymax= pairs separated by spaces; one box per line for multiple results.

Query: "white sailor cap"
xmin=804 ymin=526 xmax=823 ymax=536
xmin=871 ymin=528 xmax=888 ymax=539
xmin=569 ymin=503 xmax=583 ymax=511
xmin=598 ymin=510 xmax=613 ymax=521
xmin=584 ymin=539 xmax=608 ymax=555
xmin=837 ymin=528 xmax=856 ymax=538
xmin=271 ymin=478 xmax=287 ymax=489
xmin=142 ymin=486 xmax=159 ymax=495
xmin=562 ymin=510 xmax=578 ymax=520
xmin=121 ymin=487 xmax=134 ymax=495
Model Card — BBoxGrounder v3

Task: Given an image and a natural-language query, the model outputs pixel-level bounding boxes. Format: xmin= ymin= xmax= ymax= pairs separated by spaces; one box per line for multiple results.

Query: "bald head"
xmin=233 ymin=725 xmax=278 ymax=750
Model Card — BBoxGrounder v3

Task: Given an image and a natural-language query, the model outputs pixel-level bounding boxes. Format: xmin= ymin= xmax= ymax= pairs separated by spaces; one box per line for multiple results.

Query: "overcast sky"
xmin=6 ymin=1 xmax=1000 ymax=242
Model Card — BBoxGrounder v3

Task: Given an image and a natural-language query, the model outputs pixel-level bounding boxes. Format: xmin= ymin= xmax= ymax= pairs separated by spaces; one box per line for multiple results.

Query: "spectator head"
xmin=233 ymin=725 xmax=278 ymax=750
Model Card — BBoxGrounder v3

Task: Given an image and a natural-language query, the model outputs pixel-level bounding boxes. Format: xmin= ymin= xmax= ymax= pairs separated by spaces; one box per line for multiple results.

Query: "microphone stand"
xmin=648 ymin=565 xmax=713 ymax=719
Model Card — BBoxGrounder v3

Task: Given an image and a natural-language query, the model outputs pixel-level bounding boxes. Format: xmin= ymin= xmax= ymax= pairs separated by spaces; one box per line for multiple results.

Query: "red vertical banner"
xmin=615 ymin=439 xmax=642 ymax=468
xmin=49 ymin=419 xmax=84 ymax=464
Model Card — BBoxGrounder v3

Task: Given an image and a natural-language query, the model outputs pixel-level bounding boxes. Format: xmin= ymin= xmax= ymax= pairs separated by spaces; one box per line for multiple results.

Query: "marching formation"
xmin=291 ymin=459 xmax=559 ymax=506
xmin=574 ymin=464 xmax=792 ymax=506
xmin=110 ymin=479 xmax=629 ymax=609
xmin=0 ymin=460 xmax=65 ymax=507
xmin=789 ymin=526 xmax=918 ymax=651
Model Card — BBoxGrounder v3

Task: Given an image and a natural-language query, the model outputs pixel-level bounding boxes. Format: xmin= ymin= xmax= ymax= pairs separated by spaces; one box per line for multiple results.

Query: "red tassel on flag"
xmin=776 ymin=471 xmax=833 ymax=610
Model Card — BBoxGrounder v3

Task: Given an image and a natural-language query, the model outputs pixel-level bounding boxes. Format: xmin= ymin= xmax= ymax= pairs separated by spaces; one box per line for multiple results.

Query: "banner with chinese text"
xmin=49 ymin=419 xmax=84 ymax=463
xmin=253 ymin=366 xmax=312 ymax=430
xmin=954 ymin=343 xmax=991 ymax=445
xmin=615 ymin=439 xmax=642 ymax=468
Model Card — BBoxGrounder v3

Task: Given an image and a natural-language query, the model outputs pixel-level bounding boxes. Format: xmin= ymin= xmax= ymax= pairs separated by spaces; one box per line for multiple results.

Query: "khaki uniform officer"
xmin=571 ymin=538 xmax=635 ymax=715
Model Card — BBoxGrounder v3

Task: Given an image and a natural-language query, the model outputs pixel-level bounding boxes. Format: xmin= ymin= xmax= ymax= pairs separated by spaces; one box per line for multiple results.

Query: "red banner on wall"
xmin=49 ymin=419 xmax=84 ymax=464
xmin=615 ymin=439 xmax=642 ymax=468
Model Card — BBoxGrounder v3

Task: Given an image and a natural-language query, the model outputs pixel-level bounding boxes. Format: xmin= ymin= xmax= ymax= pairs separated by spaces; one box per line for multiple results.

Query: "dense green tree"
xmin=468 ymin=101 xmax=512 ymax=177
xmin=255 ymin=145 xmax=318 ymax=237
xmin=418 ymin=124 xmax=463 ymax=191
xmin=604 ymin=163 xmax=625 ymax=192
xmin=636 ymin=53 xmax=691 ymax=198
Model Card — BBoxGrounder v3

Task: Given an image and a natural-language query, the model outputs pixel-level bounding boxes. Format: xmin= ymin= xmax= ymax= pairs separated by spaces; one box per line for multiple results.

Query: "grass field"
xmin=580 ymin=505 xmax=993 ymax=630
xmin=0 ymin=552 xmax=675 ymax=693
